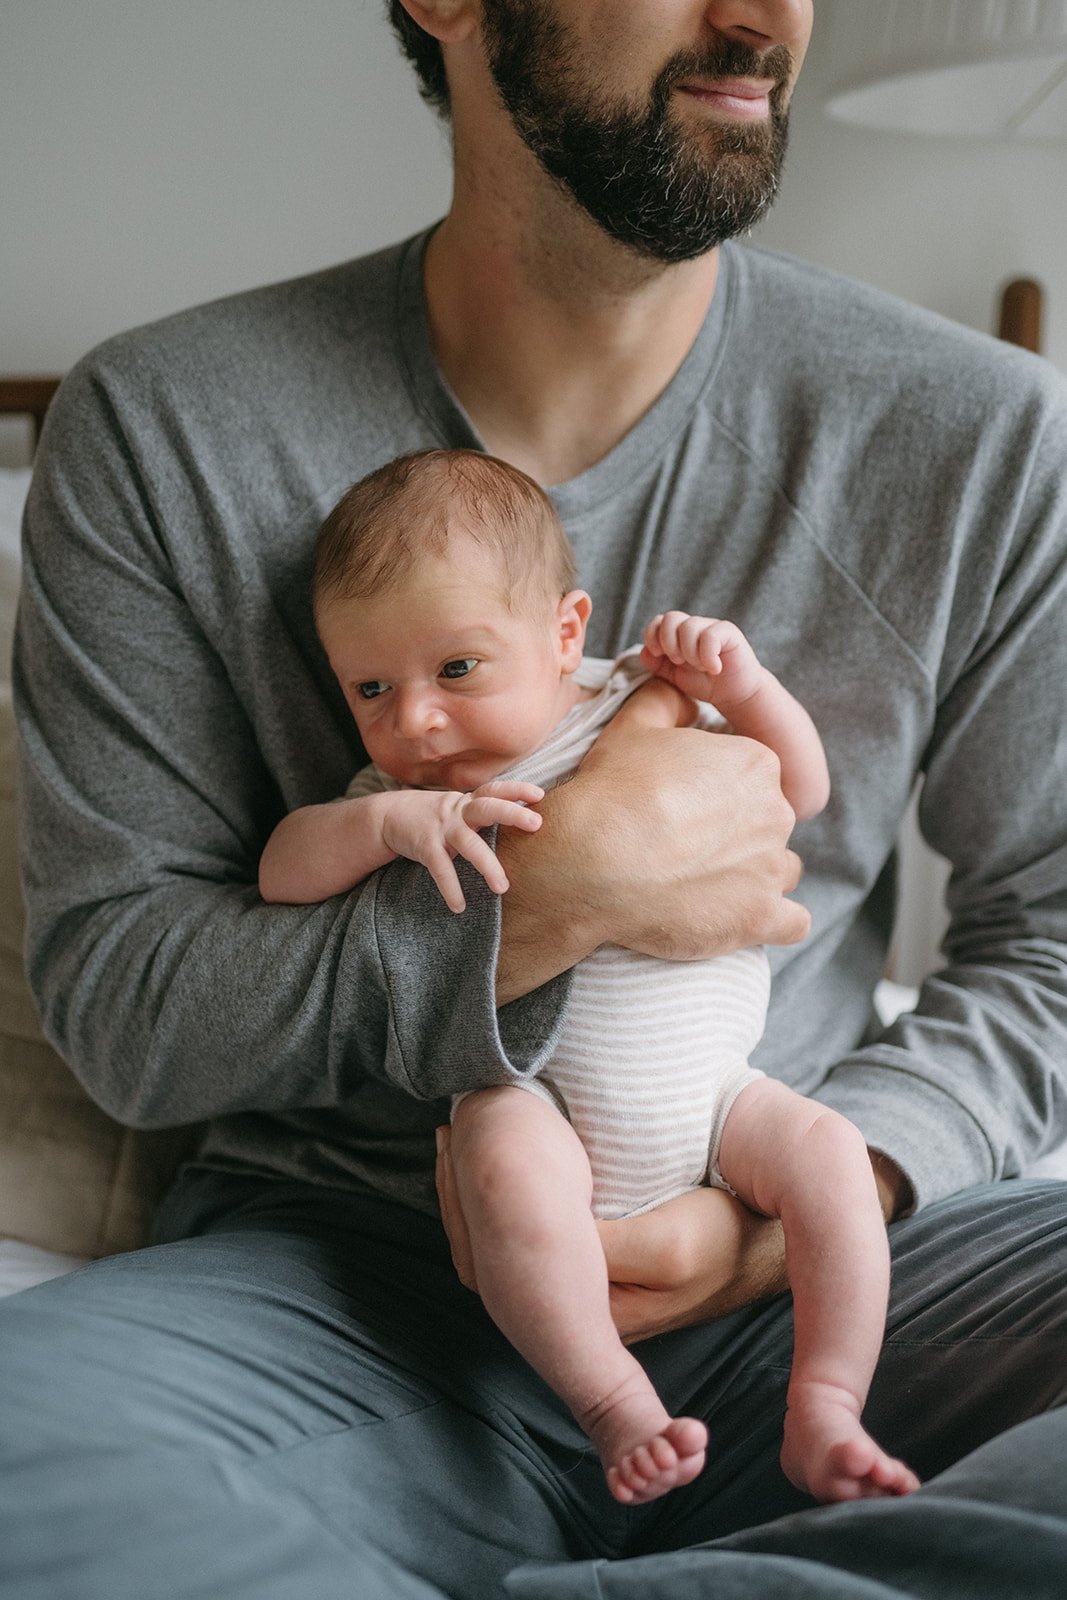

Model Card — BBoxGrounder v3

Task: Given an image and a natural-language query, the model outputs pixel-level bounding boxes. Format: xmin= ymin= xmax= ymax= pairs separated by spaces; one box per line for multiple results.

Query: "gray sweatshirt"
xmin=14 ymin=234 xmax=1067 ymax=1216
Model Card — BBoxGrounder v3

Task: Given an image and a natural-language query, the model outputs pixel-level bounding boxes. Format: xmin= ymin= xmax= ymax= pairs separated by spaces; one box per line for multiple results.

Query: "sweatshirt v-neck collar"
xmin=394 ymin=228 xmax=736 ymax=519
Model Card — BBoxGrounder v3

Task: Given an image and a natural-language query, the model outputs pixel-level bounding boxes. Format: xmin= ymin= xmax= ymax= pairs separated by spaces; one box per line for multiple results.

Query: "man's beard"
xmin=481 ymin=0 xmax=793 ymax=263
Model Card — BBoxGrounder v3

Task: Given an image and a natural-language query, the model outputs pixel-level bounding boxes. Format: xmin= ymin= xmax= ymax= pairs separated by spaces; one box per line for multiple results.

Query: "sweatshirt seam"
xmin=552 ymin=249 xmax=741 ymax=513
xmin=368 ymin=862 xmax=514 ymax=1099
xmin=706 ymin=409 xmax=936 ymax=691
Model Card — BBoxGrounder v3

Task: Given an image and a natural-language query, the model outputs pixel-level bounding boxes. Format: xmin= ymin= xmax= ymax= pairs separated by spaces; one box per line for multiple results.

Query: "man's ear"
xmin=557 ymin=590 xmax=593 ymax=674
xmin=394 ymin=0 xmax=478 ymax=44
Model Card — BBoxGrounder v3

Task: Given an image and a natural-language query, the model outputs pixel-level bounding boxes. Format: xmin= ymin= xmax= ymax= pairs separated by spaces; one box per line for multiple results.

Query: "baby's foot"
xmin=606 ymin=1416 xmax=709 ymax=1505
xmin=584 ymin=1381 xmax=707 ymax=1504
xmin=782 ymin=1390 xmax=920 ymax=1503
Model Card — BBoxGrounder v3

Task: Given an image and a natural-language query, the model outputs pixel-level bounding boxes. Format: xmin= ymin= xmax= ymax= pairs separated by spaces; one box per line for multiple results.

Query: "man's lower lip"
xmin=678 ymin=86 xmax=772 ymax=119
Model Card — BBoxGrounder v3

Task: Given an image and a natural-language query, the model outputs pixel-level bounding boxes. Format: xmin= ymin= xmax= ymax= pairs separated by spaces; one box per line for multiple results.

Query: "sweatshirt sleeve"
xmin=813 ymin=380 xmax=1067 ymax=1211
xmin=14 ymin=357 xmax=568 ymax=1130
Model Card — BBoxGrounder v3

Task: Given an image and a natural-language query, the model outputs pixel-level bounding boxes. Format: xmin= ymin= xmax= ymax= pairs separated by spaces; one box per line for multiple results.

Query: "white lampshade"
xmin=821 ymin=0 xmax=1067 ymax=140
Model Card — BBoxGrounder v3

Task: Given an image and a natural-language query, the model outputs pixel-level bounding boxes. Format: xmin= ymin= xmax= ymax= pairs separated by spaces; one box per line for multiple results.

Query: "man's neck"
xmin=423 ymin=171 xmax=720 ymax=488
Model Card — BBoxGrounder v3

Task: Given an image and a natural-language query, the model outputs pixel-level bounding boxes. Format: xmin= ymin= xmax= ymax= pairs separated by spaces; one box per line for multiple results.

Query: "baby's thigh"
xmin=452 ymin=1083 xmax=593 ymax=1201
xmin=716 ymin=1077 xmax=833 ymax=1216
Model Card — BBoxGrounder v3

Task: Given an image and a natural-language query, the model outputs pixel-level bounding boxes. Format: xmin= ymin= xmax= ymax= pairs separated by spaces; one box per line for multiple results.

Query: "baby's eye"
xmin=357 ymin=681 xmax=389 ymax=701
xmin=441 ymin=658 xmax=477 ymax=680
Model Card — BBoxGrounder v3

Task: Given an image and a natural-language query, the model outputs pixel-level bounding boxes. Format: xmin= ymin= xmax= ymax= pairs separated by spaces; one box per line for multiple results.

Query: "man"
xmin=4 ymin=2 xmax=1067 ymax=1596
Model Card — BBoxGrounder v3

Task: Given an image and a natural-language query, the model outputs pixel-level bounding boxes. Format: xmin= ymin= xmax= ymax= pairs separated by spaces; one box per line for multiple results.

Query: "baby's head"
xmin=313 ymin=449 xmax=591 ymax=790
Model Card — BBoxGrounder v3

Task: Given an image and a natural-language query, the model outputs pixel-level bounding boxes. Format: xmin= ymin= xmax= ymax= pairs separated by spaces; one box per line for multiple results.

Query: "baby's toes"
xmin=869 ymin=1455 xmax=920 ymax=1496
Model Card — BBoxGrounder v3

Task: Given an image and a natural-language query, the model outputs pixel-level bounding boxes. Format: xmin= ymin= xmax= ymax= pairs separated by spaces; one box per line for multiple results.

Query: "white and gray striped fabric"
xmin=523 ymin=940 xmax=768 ymax=1219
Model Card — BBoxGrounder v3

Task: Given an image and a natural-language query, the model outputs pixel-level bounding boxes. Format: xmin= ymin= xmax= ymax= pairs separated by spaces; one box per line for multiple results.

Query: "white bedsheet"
xmin=0 ymin=1239 xmax=90 ymax=1297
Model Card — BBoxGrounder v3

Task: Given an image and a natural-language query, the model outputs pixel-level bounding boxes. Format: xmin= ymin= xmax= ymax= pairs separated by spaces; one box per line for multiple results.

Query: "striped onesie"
xmin=347 ymin=649 xmax=768 ymax=1221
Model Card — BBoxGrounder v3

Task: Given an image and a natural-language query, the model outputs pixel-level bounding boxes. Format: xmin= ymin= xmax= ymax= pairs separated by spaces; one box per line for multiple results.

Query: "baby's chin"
xmin=396 ymin=754 xmax=516 ymax=792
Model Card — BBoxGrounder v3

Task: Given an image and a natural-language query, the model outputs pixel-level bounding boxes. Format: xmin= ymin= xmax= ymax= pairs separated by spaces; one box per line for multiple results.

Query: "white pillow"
xmin=0 ymin=468 xmax=31 ymax=682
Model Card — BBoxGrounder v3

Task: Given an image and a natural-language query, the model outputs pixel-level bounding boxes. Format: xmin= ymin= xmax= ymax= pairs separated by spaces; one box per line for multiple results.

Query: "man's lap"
xmin=1 ymin=1170 xmax=1066 ymax=1599
xmin=639 ymin=1174 xmax=1067 ymax=1551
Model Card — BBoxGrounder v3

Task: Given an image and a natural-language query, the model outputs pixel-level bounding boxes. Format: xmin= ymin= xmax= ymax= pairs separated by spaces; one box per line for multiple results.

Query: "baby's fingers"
xmin=693 ymin=626 xmax=725 ymax=675
xmin=471 ymin=780 xmax=545 ymax=805
xmin=451 ymin=828 xmax=510 ymax=897
xmin=424 ymin=849 xmax=468 ymax=914
xmin=651 ymin=610 xmax=685 ymax=662
xmin=643 ymin=613 xmax=667 ymax=651
xmin=462 ymin=796 xmax=544 ymax=833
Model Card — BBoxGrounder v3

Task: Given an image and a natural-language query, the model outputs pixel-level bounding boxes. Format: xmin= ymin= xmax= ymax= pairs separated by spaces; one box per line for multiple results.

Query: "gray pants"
xmin=2 ymin=1171 xmax=1066 ymax=1599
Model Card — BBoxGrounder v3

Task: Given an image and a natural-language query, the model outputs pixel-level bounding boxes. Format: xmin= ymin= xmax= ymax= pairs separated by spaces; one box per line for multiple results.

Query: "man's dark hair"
xmin=386 ymin=3 xmax=450 ymax=116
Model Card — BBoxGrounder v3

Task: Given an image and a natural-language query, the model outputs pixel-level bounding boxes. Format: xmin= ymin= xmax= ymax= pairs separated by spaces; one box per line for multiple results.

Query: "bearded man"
xmin=6 ymin=4 xmax=1067 ymax=1597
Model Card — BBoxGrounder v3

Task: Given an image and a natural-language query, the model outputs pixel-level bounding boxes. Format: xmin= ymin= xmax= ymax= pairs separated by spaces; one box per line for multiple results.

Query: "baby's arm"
xmin=604 ymin=672 xmax=700 ymax=734
xmin=259 ymin=780 xmax=544 ymax=913
xmin=642 ymin=612 xmax=830 ymax=820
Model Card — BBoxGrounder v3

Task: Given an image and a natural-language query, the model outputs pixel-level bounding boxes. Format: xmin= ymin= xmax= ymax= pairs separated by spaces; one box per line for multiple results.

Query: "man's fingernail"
xmin=435 ymin=1129 xmax=443 ymax=1155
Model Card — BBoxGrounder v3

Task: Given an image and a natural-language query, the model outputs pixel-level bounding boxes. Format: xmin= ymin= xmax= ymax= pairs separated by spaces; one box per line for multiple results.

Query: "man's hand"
xmin=496 ymin=719 xmax=807 ymax=1003
xmin=596 ymin=1186 xmax=788 ymax=1342
xmin=436 ymin=1125 xmax=478 ymax=1293
xmin=596 ymin=1147 xmax=910 ymax=1341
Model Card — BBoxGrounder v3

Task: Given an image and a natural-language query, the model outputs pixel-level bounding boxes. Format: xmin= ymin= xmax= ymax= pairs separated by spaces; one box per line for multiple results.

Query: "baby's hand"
xmin=379 ymin=780 xmax=544 ymax=913
xmin=640 ymin=612 xmax=763 ymax=709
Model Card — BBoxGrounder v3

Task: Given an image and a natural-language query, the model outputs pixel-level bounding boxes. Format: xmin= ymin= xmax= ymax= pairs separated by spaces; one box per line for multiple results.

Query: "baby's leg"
xmin=717 ymin=1079 xmax=920 ymax=1503
xmin=450 ymin=1086 xmax=706 ymax=1503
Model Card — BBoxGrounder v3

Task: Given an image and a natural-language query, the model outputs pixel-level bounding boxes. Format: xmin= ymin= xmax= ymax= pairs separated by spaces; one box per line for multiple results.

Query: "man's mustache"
xmin=657 ymin=38 xmax=794 ymax=99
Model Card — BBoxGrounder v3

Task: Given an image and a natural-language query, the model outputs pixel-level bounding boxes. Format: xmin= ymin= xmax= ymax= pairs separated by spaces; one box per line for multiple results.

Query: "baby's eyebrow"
xmin=438 ymin=630 xmax=503 ymax=653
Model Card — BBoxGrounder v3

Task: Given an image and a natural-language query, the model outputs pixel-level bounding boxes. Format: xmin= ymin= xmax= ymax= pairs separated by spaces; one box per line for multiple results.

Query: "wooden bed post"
xmin=0 ymin=377 xmax=63 ymax=453
xmin=998 ymin=278 xmax=1044 ymax=354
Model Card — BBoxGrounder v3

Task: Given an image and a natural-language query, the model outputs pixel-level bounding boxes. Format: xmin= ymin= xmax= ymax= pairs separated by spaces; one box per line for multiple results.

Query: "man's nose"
xmin=394 ymin=686 xmax=447 ymax=739
xmin=701 ymin=0 xmax=812 ymax=61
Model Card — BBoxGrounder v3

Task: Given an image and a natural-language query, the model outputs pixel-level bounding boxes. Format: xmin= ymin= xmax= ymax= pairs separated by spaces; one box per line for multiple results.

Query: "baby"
xmin=260 ymin=448 xmax=919 ymax=1508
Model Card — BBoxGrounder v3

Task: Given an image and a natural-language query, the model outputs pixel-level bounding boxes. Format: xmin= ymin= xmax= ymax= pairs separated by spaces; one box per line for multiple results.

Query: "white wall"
xmin=4 ymin=4 xmax=1064 ymax=403
xmin=6 ymin=2 xmax=1065 ymax=373
xmin=4 ymin=0 xmax=1064 ymax=981
xmin=755 ymin=7 xmax=1067 ymax=369
xmin=0 ymin=0 xmax=452 ymax=460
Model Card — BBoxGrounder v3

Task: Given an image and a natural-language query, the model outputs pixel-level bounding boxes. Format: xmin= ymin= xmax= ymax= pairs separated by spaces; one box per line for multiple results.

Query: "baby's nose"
xmin=395 ymin=688 xmax=447 ymax=739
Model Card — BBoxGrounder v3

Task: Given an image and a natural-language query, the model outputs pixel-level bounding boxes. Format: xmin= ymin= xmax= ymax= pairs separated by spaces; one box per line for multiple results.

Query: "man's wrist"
xmin=494 ymin=807 xmax=601 ymax=1006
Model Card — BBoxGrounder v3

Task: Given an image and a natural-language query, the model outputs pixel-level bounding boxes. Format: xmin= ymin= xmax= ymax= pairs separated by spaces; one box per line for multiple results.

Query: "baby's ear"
xmin=557 ymin=590 xmax=592 ymax=672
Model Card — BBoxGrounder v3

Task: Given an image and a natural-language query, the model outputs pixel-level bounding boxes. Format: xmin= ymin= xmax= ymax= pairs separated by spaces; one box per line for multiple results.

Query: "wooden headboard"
xmin=0 ymin=377 xmax=63 ymax=455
